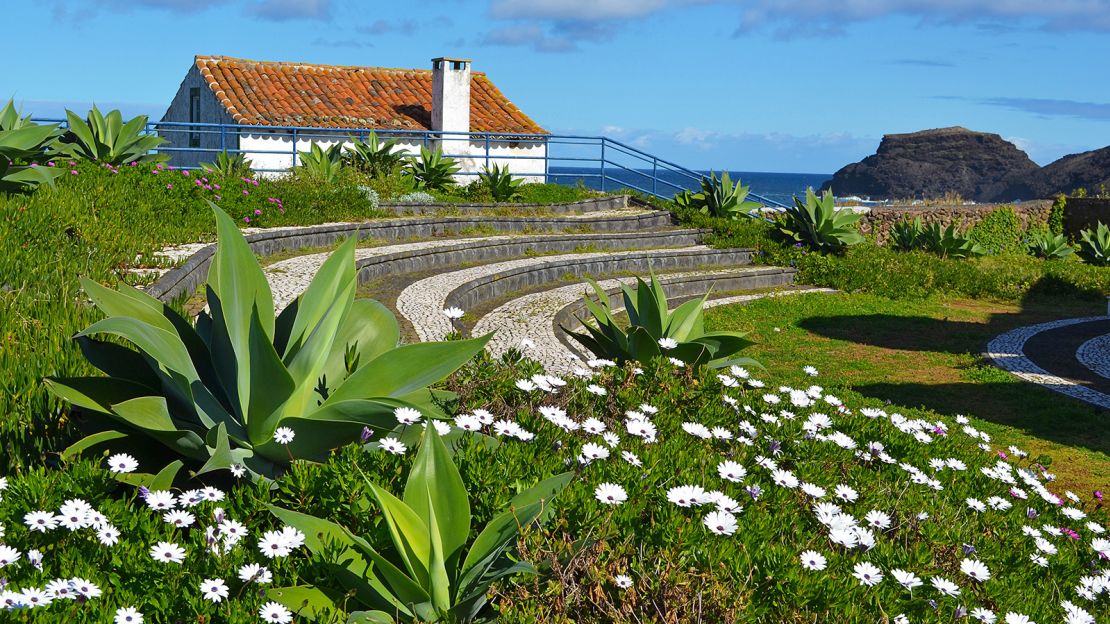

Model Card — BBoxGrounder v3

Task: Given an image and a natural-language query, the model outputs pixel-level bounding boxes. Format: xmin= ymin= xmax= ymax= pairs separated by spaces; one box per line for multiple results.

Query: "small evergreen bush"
xmin=969 ymin=206 xmax=1023 ymax=255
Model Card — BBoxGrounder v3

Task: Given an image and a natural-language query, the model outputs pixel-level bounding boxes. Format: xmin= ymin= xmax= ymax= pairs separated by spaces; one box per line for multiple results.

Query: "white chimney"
xmin=431 ymin=57 xmax=471 ymax=134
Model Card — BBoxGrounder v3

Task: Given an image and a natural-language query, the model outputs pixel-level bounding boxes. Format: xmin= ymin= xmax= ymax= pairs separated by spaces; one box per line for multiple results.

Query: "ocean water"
xmin=547 ymin=166 xmax=831 ymax=206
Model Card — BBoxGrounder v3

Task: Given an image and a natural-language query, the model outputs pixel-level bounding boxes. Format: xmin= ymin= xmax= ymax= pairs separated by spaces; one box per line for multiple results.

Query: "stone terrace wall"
xmin=858 ymin=200 xmax=1053 ymax=244
xmin=1064 ymin=198 xmax=1110 ymax=237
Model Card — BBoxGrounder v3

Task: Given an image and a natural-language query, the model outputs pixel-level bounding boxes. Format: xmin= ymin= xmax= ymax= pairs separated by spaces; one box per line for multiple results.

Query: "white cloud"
xmin=490 ymin=0 xmax=670 ymax=21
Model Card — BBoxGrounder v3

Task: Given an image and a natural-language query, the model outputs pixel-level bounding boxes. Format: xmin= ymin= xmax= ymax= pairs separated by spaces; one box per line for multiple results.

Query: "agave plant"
xmin=0 ymin=99 xmax=65 ymax=194
xmin=919 ymin=222 xmax=985 ymax=259
xmin=777 ymin=188 xmax=864 ymax=251
xmin=46 ymin=203 xmax=489 ymax=481
xmin=477 ymin=163 xmax=523 ymax=202
xmin=405 ymin=147 xmax=460 ymax=192
xmin=673 ymin=171 xmax=762 ymax=220
xmin=889 ymin=217 xmax=924 ymax=251
xmin=270 ymin=424 xmax=571 ymax=623
xmin=1077 ymin=222 xmax=1110 ymax=266
xmin=1026 ymin=230 xmax=1074 ymax=260
xmin=53 ymin=105 xmax=166 ymax=165
xmin=565 ymin=274 xmax=757 ymax=370
xmin=344 ymin=131 xmax=405 ymax=179
xmin=296 ymin=142 xmax=345 ymax=183
xmin=200 ymin=149 xmax=253 ymax=177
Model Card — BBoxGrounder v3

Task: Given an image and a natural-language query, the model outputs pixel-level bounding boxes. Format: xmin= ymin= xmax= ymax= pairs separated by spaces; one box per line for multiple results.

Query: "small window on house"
xmin=451 ymin=61 xmax=465 ymax=70
xmin=188 ymin=88 xmax=200 ymax=148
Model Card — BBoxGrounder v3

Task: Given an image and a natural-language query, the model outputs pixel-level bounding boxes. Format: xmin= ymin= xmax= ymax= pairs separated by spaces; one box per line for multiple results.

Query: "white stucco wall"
xmin=431 ymin=59 xmax=470 ymax=135
xmin=240 ymin=132 xmax=548 ymax=182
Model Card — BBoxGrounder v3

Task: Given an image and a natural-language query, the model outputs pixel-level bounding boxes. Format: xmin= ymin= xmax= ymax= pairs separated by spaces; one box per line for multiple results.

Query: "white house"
xmin=160 ymin=55 xmax=548 ymax=180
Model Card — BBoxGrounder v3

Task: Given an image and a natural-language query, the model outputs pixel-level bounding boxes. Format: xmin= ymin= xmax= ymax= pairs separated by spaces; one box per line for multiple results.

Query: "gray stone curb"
xmin=444 ymin=248 xmax=757 ymax=313
xmin=379 ymin=195 xmax=631 ymax=215
xmin=146 ymin=210 xmax=674 ymax=302
xmin=1077 ymin=334 xmax=1110 ymax=381
xmin=985 ymin=316 xmax=1110 ymax=410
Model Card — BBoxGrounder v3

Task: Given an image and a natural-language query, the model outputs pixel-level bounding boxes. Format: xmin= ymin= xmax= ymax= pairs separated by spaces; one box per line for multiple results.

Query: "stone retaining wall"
xmin=379 ymin=195 xmax=630 ymax=215
xmin=1064 ymin=198 xmax=1110 ymax=236
xmin=445 ymin=248 xmax=757 ymax=312
xmin=147 ymin=211 xmax=675 ymax=302
xmin=858 ymin=200 xmax=1053 ymax=243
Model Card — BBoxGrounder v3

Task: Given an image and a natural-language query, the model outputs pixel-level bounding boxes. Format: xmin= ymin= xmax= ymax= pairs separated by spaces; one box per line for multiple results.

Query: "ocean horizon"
xmin=547 ymin=166 xmax=832 ymax=206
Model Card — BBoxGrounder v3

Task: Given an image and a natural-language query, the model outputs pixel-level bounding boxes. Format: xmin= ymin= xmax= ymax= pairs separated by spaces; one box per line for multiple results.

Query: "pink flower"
xmin=68 ymin=161 xmax=76 ymax=166
xmin=244 ymin=216 xmax=250 ymax=223
xmin=130 ymin=161 xmax=137 ymax=166
xmin=70 ymin=170 xmax=78 ymax=175
xmin=182 ymin=170 xmax=190 ymax=177
xmin=167 ymin=184 xmax=173 ymax=189
xmin=214 ymin=194 xmax=221 ymax=200
xmin=213 ymin=184 xmax=221 ymax=190
xmin=242 ymin=190 xmax=250 ymax=196
xmin=254 ymin=209 xmax=262 ymax=216
xmin=47 ymin=161 xmax=55 ymax=167
xmin=997 ymin=451 xmax=1008 ymax=460
xmin=1096 ymin=490 xmax=1104 ymax=502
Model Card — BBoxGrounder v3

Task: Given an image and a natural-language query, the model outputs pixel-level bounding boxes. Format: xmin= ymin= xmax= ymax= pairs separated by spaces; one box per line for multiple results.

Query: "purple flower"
xmin=254 ymin=209 xmax=262 ymax=216
xmin=166 ymin=183 xmax=173 ymax=190
xmin=745 ymin=484 xmax=763 ymax=501
xmin=242 ymin=190 xmax=250 ymax=196
xmin=1027 ymin=507 xmax=1039 ymax=519
xmin=962 ymin=543 xmax=976 ymax=555
xmin=70 ymin=170 xmax=78 ymax=175
xmin=182 ymin=169 xmax=190 ymax=176
xmin=1096 ymin=490 xmax=1104 ymax=502
xmin=139 ymin=486 xmax=150 ymax=500
xmin=244 ymin=216 xmax=250 ymax=223
xmin=360 ymin=427 xmax=373 ymax=443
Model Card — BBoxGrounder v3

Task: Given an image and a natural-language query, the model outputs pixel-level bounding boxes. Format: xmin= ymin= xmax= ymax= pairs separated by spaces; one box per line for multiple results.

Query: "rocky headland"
xmin=822 ymin=127 xmax=1110 ymax=202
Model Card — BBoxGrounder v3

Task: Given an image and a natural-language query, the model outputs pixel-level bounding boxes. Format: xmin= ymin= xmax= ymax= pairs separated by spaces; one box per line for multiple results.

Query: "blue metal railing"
xmin=31 ymin=118 xmax=789 ymax=208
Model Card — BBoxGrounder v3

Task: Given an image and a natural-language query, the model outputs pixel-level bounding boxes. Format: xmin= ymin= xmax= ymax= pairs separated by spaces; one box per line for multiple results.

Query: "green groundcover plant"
xmin=45 ymin=203 xmax=488 ymax=481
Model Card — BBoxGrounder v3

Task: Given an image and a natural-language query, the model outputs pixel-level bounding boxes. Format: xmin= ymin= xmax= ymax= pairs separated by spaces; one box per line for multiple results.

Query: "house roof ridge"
xmin=194 ymin=55 xmax=488 ymax=76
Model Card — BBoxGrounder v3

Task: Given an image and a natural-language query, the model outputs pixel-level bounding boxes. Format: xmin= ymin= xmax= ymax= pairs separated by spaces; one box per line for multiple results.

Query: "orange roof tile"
xmin=193 ymin=55 xmax=547 ymax=135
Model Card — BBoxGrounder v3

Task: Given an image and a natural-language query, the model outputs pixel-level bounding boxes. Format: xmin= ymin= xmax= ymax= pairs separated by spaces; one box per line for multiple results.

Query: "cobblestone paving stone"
xmin=474 ymin=279 xmax=834 ymax=374
xmin=1076 ymin=333 xmax=1110 ymax=381
xmin=985 ymin=317 xmax=1110 ymax=410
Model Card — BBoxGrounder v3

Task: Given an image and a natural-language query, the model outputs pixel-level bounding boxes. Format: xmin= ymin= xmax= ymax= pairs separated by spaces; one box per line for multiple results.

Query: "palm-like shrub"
xmin=565 ymin=274 xmax=756 ymax=369
xmin=673 ymin=171 xmax=761 ymax=220
xmin=200 ymin=149 xmax=253 ymax=177
xmin=919 ymin=221 xmax=986 ymax=259
xmin=889 ymin=217 xmax=924 ymax=251
xmin=478 ymin=163 xmax=523 ymax=202
xmin=53 ymin=105 xmax=167 ymax=165
xmin=296 ymin=142 xmax=344 ymax=183
xmin=406 ymin=147 xmax=460 ymax=192
xmin=1077 ymin=222 xmax=1110 ymax=266
xmin=0 ymin=99 xmax=65 ymax=194
xmin=777 ymin=188 xmax=864 ymax=250
xmin=344 ymin=131 xmax=405 ymax=179
xmin=270 ymin=425 xmax=571 ymax=623
xmin=1026 ymin=230 xmax=1074 ymax=260
xmin=46 ymin=203 xmax=489 ymax=481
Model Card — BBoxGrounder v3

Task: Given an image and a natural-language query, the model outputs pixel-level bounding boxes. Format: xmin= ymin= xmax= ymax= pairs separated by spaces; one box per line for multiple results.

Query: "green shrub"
xmin=405 ymin=147 xmax=460 ymax=192
xmin=776 ymin=188 xmax=864 ymax=251
xmin=919 ymin=221 xmax=986 ymax=258
xmin=47 ymin=204 xmax=489 ymax=480
xmin=478 ymin=163 xmax=523 ymax=202
xmin=565 ymin=274 xmax=757 ymax=369
xmin=1025 ymin=229 xmax=1074 ymax=260
xmin=889 ymin=217 xmax=924 ymax=251
xmin=1049 ymin=195 xmax=1066 ymax=236
xmin=673 ymin=171 xmax=761 ymax=220
xmin=295 ymin=142 xmax=344 ymax=184
xmin=1077 ymin=221 xmax=1110 ymax=266
xmin=271 ymin=425 xmax=571 ymax=623
xmin=199 ymin=149 xmax=252 ymax=177
xmin=54 ymin=105 xmax=167 ymax=166
xmin=969 ymin=206 xmax=1023 ymax=255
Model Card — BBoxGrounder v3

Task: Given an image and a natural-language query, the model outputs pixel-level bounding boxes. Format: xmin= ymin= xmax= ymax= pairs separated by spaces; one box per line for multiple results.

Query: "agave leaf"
xmin=197 ymin=422 xmax=233 ymax=475
xmin=666 ymin=296 xmax=707 ymax=342
xmin=61 ymin=430 xmax=130 ymax=461
xmin=109 ymin=396 xmax=208 ymax=460
xmin=76 ymin=316 xmax=198 ymax=381
xmin=44 ymin=376 xmax=154 ymax=415
xmin=320 ymin=299 xmax=400 ymax=384
xmin=324 ymin=336 xmax=489 ymax=405
xmin=366 ymin=481 xmax=432 ymax=588
xmin=243 ymin=306 xmax=295 ymax=447
xmin=404 ymin=425 xmax=471 ymax=582
xmin=348 ymin=611 xmax=395 ymax=624
xmin=424 ymin=490 xmax=453 ymax=613
xmin=266 ymin=586 xmax=340 ymax=621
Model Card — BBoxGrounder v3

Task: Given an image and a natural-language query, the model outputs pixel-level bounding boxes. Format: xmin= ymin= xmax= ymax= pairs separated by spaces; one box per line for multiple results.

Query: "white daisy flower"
xmin=272 ymin=426 xmax=295 ymax=445
xmin=891 ymin=568 xmax=922 ymax=592
xmin=852 ymin=562 xmax=883 ymax=587
xmin=621 ymin=451 xmax=642 ymax=467
xmin=666 ymin=485 xmax=707 ymax=508
xmin=1003 ymin=614 xmax=1032 ymax=624
xmin=164 ymin=510 xmax=196 ymax=528
xmin=582 ymin=417 xmax=606 ymax=434
xmin=864 ymin=510 xmax=892 ymax=530
xmin=199 ymin=578 xmax=229 ymax=603
xmin=259 ymin=601 xmax=293 ymax=623
xmin=97 ymin=524 xmax=120 ymax=546
xmin=150 ymin=541 xmax=186 ymax=564
xmin=595 ymin=483 xmax=627 ymax=505
xmin=239 ymin=563 xmax=273 ymax=585
xmin=960 ymin=558 xmax=991 ymax=582
xmin=658 ymin=337 xmax=678 ymax=349
xmin=803 ymin=365 xmax=818 ymax=376
xmin=114 ymin=607 xmax=144 ymax=624
xmin=930 ymin=576 xmax=960 ymax=597
xmin=393 ymin=407 xmax=422 ymax=425
xmin=614 ymin=574 xmax=633 ymax=589
xmin=801 ymin=483 xmax=826 ymax=498
xmin=971 ymin=608 xmax=997 ymax=623
xmin=24 ymin=511 xmax=58 ymax=533
xmin=107 ymin=453 xmax=139 ymax=474
xmin=379 ymin=437 xmax=407 ymax=455
xmin=0 ymin=545 xmax=20 ymax=568
xmin=717 ymin=461 xmax=747 ymax=483
xmin=799 ymin=550 xmax=827 ymax=571
xmin=834 ymin=484 xmax=857 ymax=502
xmin=442 ymin=307 xmax=464 ymax=319
xmin=703 ymin=510 xmax=737 ymax=536
xmin=586 ymin=384 xmax=607 ymax=396
xmin=578 ymin=442 xmax=610 ymax=465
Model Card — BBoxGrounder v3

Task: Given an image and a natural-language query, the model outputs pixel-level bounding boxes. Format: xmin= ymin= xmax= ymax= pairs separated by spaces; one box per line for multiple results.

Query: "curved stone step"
xmin=379 ymin=195 xmax=635 ymax=215
xmin=148 ymin=210 xmax=674 ymax=301
xmin=397 ymin=246 xmax=758 ymax=341
xmin=265 ymin=229 xmax=706 ymax=310
xmin=473 ymin=270 xmax=824 ymax=373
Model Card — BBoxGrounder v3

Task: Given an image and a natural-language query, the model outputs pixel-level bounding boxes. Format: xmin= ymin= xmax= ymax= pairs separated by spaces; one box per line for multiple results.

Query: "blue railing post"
xmin=484 ymin=134 xmax=490 ymax=170
xmin=543 ymin=137 xmax=550 ymax=184
xmin=291 ymin=128 xmax=299 ymax=167
xmin=219 ymin=126 xmax=226 ymax=153
xmin=652 ymin=157 xmax=658 ymax=196
xmin=600 ymin=140 xmax=606 ymax=193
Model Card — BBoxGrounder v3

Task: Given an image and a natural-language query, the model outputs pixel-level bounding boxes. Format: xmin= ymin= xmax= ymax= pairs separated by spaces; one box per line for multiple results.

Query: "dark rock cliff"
xmin=1000 ymin=145 xmax=1110 ymax=200
xmin=820 ymin=127 xmax=1040 ymax=202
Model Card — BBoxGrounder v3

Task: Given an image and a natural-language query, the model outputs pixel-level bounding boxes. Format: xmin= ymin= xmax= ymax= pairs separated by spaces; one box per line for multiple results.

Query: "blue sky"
xmin=6 ymin=0 xmax=1110 ymax=173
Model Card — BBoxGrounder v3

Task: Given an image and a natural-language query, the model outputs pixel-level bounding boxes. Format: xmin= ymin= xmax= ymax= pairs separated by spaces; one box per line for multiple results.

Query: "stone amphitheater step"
xmin=265 ymin=229 xmax=706 ymax=310
xmin=473 ymin=270 xmax=829 ymax=374
xmin=378 ymin=195 xmax=637 ymax=216
xmin=395 ymin=246 xmax=761 ymax=342
xmin=147 ymin=209 xmax=675 ymax=301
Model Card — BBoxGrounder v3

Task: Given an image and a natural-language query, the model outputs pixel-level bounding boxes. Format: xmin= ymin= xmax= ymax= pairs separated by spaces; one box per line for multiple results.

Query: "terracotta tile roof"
xmin=194 ymin=55 xmax=547 ymax=135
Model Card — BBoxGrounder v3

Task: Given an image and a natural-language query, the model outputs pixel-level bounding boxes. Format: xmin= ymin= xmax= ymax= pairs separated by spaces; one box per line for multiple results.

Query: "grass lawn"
xmin=705 ymin=291 xmax=1110 ymax=495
